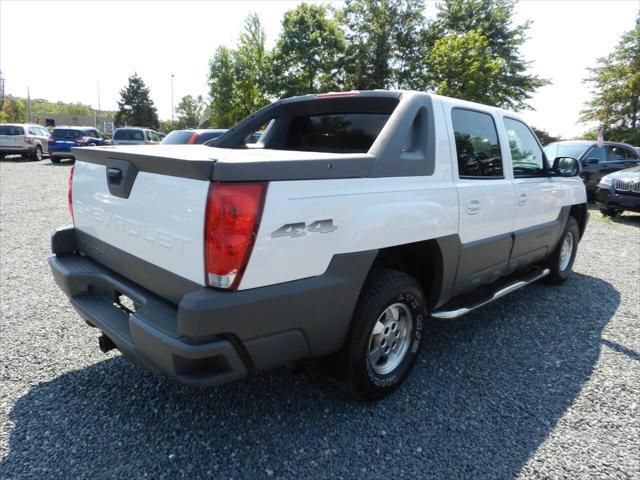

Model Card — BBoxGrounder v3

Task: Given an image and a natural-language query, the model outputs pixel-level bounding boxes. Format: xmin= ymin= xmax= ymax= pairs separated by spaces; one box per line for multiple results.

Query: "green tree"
xmin=208 ymin=46 xmax=237 ymax=128
xmin=268 ymin=4 xmax=345 ymax=98
xmin=341 ymin=0 xmax=427 ymax=90
xmin=423 ymin=30 xmax=506 ymax=104
xmin=233 ymin=14 xmax=269 ymax=120
xmin=175 ymin=94 xmax=205 ymax=129
xmin=2 ymin=97 xmax=26 ymax=123
xmin=114 ymin=73 xmax=159 ymax=128
xmin=580 ymin=14 xmax=639 ymax=145
xmin=532 ymin=126 xmax=560 ymax=145
xmin=430 ymin=0 xmax=548 ymax=109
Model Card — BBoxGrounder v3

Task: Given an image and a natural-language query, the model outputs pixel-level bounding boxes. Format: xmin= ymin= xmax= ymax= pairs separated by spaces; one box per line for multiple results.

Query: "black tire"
xmin=600 ymin=207 xmax=620 ymax=217
xmin=343 ymin=269 xmax=427 ymax=401
xmin=50 ymin=156 xmax=60 ymax=164
xmin=30 ymin=145 xmax=43 ymax=161
xmin=544 ymin=217 xmax=580 ymax=285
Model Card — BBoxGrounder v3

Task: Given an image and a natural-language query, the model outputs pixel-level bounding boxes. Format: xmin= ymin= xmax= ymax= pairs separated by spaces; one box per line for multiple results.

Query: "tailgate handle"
xmin=107 ymin=167 xmax=122 ymax=181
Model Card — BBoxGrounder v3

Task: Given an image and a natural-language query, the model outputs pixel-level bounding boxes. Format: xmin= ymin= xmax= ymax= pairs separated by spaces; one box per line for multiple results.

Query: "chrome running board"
xmin=431 ymin=268 xmax=550 ymax=319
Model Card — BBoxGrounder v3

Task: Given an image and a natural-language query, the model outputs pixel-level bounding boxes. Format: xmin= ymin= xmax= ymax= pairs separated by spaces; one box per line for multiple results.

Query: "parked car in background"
xmin=544 ymin=140 xmax=640 ymax=195
xmin=112 ymin=127 xmax=163 ymax=145
xmin=595 ymin=166 xmax=640 ymax=216
xmin=203 ymin=130 xmax=262 ymax=147
xmin=49 ymin=126 xmax=109 ymax=163
xmin=160 ymin=129 xmax=227 ymax=145
xmin=0 ymin=123 xmax=50 ymax=161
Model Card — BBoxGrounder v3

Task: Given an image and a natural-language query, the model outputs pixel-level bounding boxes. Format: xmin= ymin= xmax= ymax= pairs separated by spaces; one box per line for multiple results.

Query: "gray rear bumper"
xmin=49 ymin=227 xmax=375 ymax=386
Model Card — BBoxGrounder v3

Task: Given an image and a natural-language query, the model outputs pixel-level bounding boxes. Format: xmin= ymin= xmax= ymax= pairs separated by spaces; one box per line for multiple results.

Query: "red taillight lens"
xmin=204 ymin=182 xmax=267 ymax=289
xmin=24 ymin=135 xmax=34 ymax=144
xmin=48 ymin=136 xmax=54 ymax=144
xmin=68 ymin=165 xmax=74 ymax=221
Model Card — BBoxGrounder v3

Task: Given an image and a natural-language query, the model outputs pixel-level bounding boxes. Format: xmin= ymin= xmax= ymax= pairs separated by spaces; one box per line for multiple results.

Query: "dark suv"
xmin=544 ymin=141 xmax=640 ymax=195
xmin=49 ymin=126 xmax=109 ymax=163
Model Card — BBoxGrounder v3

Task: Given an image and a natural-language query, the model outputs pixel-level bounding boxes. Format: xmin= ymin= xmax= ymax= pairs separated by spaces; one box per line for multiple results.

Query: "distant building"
xmin=34 ymin=112 xmax=116 ymax=131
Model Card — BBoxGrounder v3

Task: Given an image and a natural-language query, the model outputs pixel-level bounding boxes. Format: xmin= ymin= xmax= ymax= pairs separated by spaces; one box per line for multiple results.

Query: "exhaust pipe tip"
xmin=98 ymin=334 xmax=117 ymax=353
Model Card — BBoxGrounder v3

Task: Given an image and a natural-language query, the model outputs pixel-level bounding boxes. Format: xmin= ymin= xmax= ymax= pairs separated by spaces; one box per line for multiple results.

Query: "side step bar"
xmin=431 ymin=268 xmax=550 ymax=319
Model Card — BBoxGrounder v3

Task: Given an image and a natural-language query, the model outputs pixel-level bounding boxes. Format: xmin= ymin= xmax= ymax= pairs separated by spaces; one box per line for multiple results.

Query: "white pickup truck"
xmin=49 ymin=91 xmax=588 ymax=400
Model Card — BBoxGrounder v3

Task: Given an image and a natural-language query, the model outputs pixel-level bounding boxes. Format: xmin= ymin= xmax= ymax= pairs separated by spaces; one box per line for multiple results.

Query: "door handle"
xmin=467 ymin=199 xmax=481 ymax=215
xmin=518 ymin=193 xmax=528 ymax=206
xmin=107 ymin=167 xmax=122 ymax=182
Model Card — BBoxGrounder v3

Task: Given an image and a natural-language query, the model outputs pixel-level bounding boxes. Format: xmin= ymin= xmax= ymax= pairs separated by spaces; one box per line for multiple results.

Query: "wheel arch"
xmin=366 ymin=235 xmax=460 ymax=310
xmin=569 ymin=202 xmax=588 ymax=239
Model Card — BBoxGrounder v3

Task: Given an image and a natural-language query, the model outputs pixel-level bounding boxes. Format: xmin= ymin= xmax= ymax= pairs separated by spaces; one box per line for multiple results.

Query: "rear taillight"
xmin=204 ymin=182 xmax=267 ymax=289
xmin=68 ymin=165 xmax=74 ymax=221
xmin=187 ymin=133 xmax=198 ymax=144
xmin=24 ymin=135 xmax=34 ymax=144
xmin=48 ymin=137 xmax=54 ymax=144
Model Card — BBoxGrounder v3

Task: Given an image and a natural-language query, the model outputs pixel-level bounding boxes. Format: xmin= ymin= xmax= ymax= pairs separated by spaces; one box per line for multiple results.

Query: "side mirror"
xmin=552 ymin=156 xmax=581 ymax=177
xmin=584 ymin=158 xmax=599 ymax=165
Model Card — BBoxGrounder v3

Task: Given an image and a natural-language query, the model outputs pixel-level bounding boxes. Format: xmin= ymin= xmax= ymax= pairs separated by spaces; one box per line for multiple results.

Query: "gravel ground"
xmin=1 ymin=157 xmax=638 ymax=479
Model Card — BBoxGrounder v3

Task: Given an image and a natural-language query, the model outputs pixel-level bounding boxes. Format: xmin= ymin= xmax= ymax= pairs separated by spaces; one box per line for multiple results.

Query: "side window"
xmin=628 ymin=148 xmax=640 ymax=160
xmin=452 ymin=108 xmax=503 ymax=178
xmin=585 ymin=146 xmax=605 ymax=163
xmin=28 ymin=127 xmax=39 ymax=135
xmin=503 ymin=118 xmax=545 ymax=176
xmin=606 ymin=145 xmax=634 ymax=162
xmin=40 ymin=127 xmax=50 ymax=136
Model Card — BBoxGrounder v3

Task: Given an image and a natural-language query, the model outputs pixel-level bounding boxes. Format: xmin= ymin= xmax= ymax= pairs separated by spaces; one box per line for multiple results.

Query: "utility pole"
xmin=96 ymin=82 xmax=101 ymax=128
xmin=27 ymin=87 xmax=31 ymax=123
xmin=171 ymin=74 xmax=175 ymax=125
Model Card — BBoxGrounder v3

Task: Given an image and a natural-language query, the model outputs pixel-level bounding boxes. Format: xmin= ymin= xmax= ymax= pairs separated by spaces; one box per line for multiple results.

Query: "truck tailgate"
xmin=72 ymin=159 xmax=210 ymax=286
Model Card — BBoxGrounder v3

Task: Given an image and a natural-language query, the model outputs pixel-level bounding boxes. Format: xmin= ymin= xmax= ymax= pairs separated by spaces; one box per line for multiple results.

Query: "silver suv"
xmin=112 ymin=127 xmax=163 ymax=145
xmin=0 ymin=123 xmax=50 ymax=160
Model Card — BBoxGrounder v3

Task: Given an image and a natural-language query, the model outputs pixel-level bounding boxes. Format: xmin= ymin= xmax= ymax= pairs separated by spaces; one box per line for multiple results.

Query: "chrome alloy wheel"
xmin=559 ymin=231 xmax=574 ymax=271
xmin=368 ymin=302 xmax=414 ymax=375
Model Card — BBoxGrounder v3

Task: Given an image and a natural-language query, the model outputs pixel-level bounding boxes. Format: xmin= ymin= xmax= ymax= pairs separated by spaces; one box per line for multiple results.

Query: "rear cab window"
xmin=285 ymin=113 xmax=390 ymax=153
xmin=215 ymin=94 xmax=399 ymax=154
xmin=451 ymin=108 xmax=503 ymax=178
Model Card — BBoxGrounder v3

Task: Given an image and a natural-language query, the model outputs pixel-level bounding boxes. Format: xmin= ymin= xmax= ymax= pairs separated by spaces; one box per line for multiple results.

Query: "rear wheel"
xmin=343 ymin=269 xmax=426 ymax=401
xmin=31 ymin=145 xmax=43 ymax=161
xmin=544 ymin=216 xmax=580 ymax=284
xmin=50 ymin=156 xmax=60 ymax=164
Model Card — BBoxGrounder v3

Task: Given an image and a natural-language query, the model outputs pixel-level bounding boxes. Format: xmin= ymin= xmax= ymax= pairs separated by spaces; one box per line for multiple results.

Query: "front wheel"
xmin=544 ymin=217 xmax=580 ymax=284
xmin=343 ymin=269 xmax=426 ymax=401
xmin=600 ymin=207 xmax=620 ymax=217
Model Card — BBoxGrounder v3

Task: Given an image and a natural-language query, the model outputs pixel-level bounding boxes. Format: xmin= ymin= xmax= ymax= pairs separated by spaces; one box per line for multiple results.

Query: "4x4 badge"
xmin=271 ymin=219 xmax=337 ymax=238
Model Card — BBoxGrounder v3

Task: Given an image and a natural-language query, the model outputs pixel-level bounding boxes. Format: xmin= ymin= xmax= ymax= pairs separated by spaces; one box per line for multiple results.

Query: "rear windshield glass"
xmin=52 ymin=129 xmax=84 ymax=138
xmin=285 ymin=113 xmax=390 ymax=153
xmin=161 ymin=131 xmax=195 ymax=144
xmin=544 ymin=143 xmax=590 ymax=160
xmin=0 ymin=125 xmax=25 ymax=135
xmin=114 ymin=129 xmax=145 ymax=141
